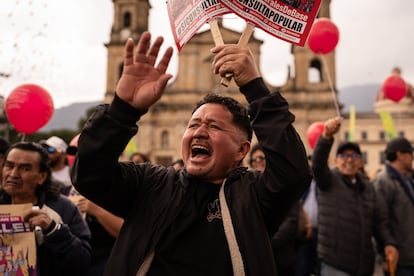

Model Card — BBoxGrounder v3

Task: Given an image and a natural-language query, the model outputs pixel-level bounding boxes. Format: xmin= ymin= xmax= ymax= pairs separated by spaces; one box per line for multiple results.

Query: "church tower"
xmin=104 ymin=0 xmax=151 ymax=104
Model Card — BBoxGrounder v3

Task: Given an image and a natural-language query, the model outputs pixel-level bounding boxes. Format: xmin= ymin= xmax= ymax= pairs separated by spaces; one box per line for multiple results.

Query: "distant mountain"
xmin=338 ymin=83 xmax=380 ymax=113
xmin=40 ymin=101 xmax=101 ymax=132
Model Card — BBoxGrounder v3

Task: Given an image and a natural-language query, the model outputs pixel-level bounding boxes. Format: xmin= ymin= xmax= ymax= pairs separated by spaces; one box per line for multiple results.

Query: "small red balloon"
xmin=307 ymin=122 xmax=325 ymax=149
xmin=382 ymin=75 xmax=406 ymax=103
xmin=5 ymin=84 xmax=54 ymax=134
xmin=307 ymin=18 xmax=340 ymax=54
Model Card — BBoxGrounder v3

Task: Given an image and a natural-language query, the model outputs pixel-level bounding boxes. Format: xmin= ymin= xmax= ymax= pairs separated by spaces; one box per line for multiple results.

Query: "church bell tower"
xmin=104 ymin=0 xmax=151 ymax=104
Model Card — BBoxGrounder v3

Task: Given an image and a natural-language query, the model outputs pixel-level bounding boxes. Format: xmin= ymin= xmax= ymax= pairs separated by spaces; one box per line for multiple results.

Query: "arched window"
xmin=123 ymin=12 xmax=131 ymax=28
xmin=161 ymin=130 xmax=169 ymax=149
xmin=308 ymin=58 xmax=322 ymax=83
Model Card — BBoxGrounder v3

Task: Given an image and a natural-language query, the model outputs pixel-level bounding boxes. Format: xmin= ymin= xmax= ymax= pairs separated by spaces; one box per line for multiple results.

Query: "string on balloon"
xmin=307 ymin=17 xmax=341 ymax=117
xmin=320 ymin=54 xmax=341 ymax=117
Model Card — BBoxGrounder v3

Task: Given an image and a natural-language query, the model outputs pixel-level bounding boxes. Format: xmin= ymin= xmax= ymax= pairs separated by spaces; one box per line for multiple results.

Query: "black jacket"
xmin=312 ymin=136 xmax=394 ymax=275
xmin=72 ymin=78 xmax=312 ymax=276
xmin=372 ymin=164 xmax=414 ymax=266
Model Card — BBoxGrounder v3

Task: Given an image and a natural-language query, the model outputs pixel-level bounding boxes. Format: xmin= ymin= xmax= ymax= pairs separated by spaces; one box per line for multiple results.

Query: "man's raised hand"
xmin=116 ymin=31 xmax=173 ymax=109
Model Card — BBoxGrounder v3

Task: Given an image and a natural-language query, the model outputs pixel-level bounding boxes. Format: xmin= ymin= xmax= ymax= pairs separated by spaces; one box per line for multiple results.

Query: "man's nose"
xmin=193 ymin=124 xmax=209 ymax=138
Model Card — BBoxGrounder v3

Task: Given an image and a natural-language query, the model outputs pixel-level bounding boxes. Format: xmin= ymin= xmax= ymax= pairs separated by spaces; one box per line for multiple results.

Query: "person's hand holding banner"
xmin=166 ymin=0 xmax=231 ymax=51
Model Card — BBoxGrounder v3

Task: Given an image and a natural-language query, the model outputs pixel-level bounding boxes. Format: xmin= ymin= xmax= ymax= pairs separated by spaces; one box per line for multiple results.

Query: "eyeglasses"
xmin=251 ymin=155 xmax=265 ymax=163
xmin=46 ymin=147 xmax=56 ymax=154
xmin=337 ymin=153 xmax=361 ymax=159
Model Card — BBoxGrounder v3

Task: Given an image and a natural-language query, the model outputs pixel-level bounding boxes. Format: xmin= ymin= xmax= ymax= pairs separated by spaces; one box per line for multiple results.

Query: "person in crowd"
xmin=372 ymin=137 xmax=414 ymax=276
xmin=64 ymin=144 xmax=124 ymax=276
xmin=1 ymin=141 xmax=91 ymax=275
xmin=129 ymin=152 xmax=150 ymax=163
xmin=76 ymin=197 xmax=124 ymax=276
xmin=249 ymin=143 xmax=300 ymax=276
xmin=41 ymin=136 xmax=72 ymax=195
xmin=312 ymin=116 xmax=398 ymax=276
xmin=0 ymin=137 xmax=10 ymax=168
xmin=0 ymin=137 xmax=10 ymax=181
xmin=295 ymin=155 xmax=320 ymax=276
xmin=71 ymin=31 xmax=311 ymax=275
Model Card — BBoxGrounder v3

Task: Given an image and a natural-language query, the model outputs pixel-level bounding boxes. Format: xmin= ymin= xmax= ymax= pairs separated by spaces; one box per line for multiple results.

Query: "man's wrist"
xmin=43 ymin=220 xmax=61 ymax=236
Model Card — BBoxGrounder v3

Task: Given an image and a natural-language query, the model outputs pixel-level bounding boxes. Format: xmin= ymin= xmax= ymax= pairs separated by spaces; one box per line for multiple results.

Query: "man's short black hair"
xmin=0 ymin=137 xmax=10 ymax=155
xmin=192 ymin=94 xmax=252 ymax=142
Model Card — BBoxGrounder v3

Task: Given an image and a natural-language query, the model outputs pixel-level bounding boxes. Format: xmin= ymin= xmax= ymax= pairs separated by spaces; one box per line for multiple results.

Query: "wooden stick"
xmin=388 ymin=258 xmax=395 ymax=276
xmin=209 ymin=19 xmax=224 ymax=45
xmin=209 ymin=20 xmax=255 ymax=87
xmin=209 ymin=19 xmax=231 ymax=87
xmin=221 ymin=22 xmax=255 ymax=86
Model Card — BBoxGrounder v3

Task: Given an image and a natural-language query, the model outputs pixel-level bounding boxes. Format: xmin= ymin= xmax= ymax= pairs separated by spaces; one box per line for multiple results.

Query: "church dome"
xmin=375 ymin=67 xmax=414 ymax=102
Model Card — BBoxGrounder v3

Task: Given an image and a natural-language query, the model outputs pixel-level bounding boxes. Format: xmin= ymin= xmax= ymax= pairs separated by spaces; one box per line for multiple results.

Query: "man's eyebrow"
xmin=4 ymin=160 xmax=32 ymax=167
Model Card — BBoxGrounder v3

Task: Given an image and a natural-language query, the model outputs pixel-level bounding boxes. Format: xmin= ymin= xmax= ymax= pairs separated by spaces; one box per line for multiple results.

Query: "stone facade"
xmin=105 ymin=0 xmax=414 ymax=176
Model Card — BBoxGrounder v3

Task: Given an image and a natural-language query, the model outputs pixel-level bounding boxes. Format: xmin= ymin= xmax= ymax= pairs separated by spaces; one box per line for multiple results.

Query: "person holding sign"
xmin=72 ymin=31 xmax=311 ymax=275
xmin=1 ymin=142 xmax=92 ymax=276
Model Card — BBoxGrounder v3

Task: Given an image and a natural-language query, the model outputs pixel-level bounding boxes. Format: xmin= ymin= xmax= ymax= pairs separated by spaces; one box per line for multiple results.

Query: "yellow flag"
xmin=348 ymin=105 xmax=356 ymax=141
xmin=125 ymin=138 xmax=138 ymax=157
xmin=379 ymin=111 xmax=397 ymax=140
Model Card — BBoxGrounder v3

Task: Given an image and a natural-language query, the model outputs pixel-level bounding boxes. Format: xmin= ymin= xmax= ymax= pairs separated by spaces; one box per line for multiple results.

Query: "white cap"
xmin=45 ymin=136 xmax=68 ymax=152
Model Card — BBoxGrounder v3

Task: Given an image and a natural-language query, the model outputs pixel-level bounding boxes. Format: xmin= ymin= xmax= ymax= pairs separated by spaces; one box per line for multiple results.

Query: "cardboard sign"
xmin=0 ymin=203 xmax=36 ymax=275
xmin=167 ymin=0 xmax=231 ymax=51
xmin=221 ymin=0 xmax=322 ymax=46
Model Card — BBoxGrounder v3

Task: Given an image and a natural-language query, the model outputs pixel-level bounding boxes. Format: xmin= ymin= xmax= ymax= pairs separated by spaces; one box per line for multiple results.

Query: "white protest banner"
xmin=220 ymin=0 xmax=322 ymax=46
xmin=167 ymin=0 xmax=231 ymax=51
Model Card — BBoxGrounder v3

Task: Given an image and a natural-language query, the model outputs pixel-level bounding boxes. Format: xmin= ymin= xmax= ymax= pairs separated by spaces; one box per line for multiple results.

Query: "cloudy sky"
xmin=0 ymin=0 xmax=413 ymax=108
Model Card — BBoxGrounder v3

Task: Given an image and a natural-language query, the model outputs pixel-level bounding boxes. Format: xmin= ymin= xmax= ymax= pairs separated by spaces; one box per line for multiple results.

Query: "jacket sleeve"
xmin=43 ymin=200 xmax=92 ymax=273
xmin=311 ymin=136 xmax=335 ymax=190
xmin=71 ymin=94 xmax=148 ymax=217
xmin=371 ymin=174 xmax=398 ymax=249
xmin=241 ymin=78 xmax=312 ymax=232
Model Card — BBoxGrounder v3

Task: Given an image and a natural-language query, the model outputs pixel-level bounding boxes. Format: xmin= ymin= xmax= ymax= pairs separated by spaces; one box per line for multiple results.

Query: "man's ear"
xmin=36 ymin=171 xmax=48 ymax=186
xmin=238 ymin=141 xmax=251 ymax=162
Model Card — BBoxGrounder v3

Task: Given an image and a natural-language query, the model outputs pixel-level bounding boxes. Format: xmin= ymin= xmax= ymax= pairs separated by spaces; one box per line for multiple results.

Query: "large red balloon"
xmin=5 ymin=84 xmax=54 ymax=134
xmin=382 ymin=75 xmax=407 ymax=103
xmin=307 ymin=122 xmax=325 ymax=149
xmin=67 ymin=134 xmax=80 ymax=167
xmin=307 ymin=18 xmax=340 ymax=54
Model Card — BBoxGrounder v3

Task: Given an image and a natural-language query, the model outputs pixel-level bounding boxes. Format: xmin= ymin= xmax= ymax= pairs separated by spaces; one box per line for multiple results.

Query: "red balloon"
xmin=382 ymin=75 xmax=407 ymax=102
xmin=67 ymin=134 xmax=80 ymax=167
xmin=307 ymin=18 xmax=340 ymax=54
xmin=5 ymin=84 xmax=54 ymax=134
xmin=307 ymin=122 xmax=325 ymax=149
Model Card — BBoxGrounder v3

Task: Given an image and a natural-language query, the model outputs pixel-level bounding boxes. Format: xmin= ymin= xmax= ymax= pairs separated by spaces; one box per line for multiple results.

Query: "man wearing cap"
xmin=312 ymin=116 xmax=398 ymax=276
xmin=372 ymin=137 xmax=414 ymax=275
xmin=41 ymin=136 xmax=72 ymax=195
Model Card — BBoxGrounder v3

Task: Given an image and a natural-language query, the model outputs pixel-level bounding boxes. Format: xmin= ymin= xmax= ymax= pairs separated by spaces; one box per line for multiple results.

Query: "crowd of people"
xmin=0 ymin=31 xmax=412 ymax=276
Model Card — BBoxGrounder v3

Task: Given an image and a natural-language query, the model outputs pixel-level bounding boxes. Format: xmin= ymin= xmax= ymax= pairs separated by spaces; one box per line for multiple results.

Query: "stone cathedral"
xmin=104 ymin=0 xmax=414 ymax=177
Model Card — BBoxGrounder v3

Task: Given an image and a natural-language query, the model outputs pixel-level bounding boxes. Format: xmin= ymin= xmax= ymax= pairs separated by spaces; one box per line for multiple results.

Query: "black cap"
xmin=385 ymin=137 xmax=413 ymax=154
xmin=336 ymin=141 xmax=361 ymax=155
